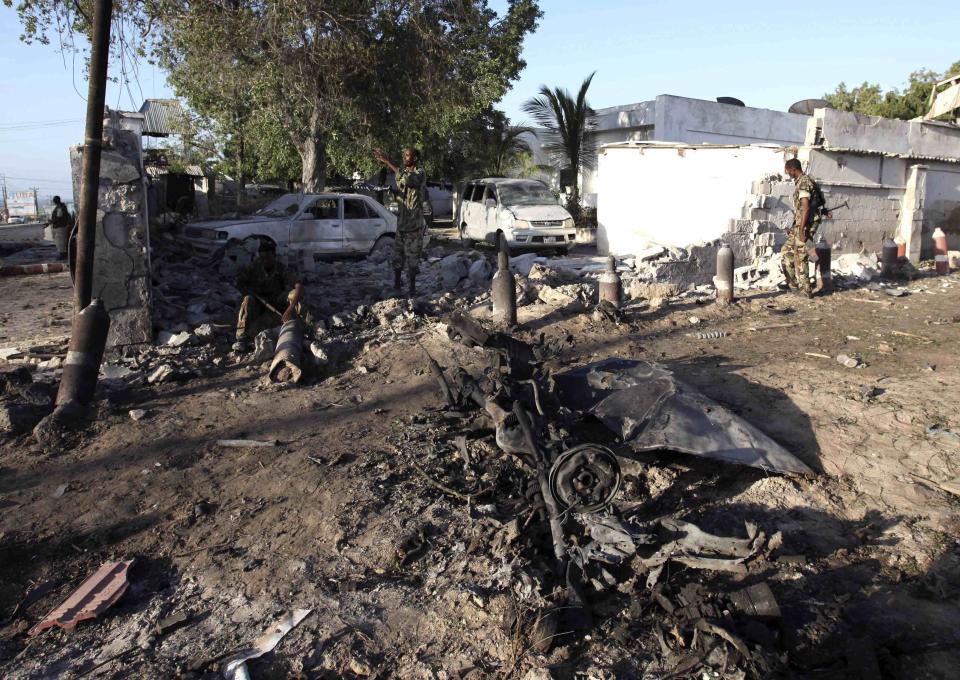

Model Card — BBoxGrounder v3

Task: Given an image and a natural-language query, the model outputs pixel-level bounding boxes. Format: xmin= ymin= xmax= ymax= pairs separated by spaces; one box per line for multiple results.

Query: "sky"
xmin=2 ymin=0 xmax=959 ymax=202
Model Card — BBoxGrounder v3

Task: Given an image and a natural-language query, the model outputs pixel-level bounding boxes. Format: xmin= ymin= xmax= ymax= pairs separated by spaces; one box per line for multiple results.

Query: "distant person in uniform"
xmin=47 ymin=195 xmax=73 ymax=260
xmin=782 ymin=159 xmax=826 ymax=298
xmin=373 ymin=147 xmax=426 ymax=297
xmin=233 ymin=240 xmax=305 ymax=349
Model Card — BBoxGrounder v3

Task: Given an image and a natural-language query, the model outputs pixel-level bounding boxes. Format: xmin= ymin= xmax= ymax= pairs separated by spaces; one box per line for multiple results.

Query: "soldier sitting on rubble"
xmin=233 ymin=240 xmax=305 ymax=351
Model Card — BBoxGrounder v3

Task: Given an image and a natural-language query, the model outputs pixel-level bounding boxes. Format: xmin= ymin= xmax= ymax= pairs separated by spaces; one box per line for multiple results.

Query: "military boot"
xmin=408 ymin=268 xmax=417 ymax=298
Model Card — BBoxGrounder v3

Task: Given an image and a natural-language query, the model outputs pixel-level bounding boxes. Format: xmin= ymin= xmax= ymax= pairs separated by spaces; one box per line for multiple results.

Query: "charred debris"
xmin=391 ymin=312 xmax=813 ymax=677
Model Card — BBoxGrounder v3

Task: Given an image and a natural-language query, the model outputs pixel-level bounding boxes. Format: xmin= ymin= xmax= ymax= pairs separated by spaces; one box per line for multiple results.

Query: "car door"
xmin=483 ymin=184 xmax=500 ymax=240
xmin=464 ymin=184 xmax=483 ymax=239
xmin=288 ymin=197 xmax=342 ymax=266
xmin=342 ymin=197 xmax=384 ymax=254
xmin=459 ymin=183 xmax=475 ymax=233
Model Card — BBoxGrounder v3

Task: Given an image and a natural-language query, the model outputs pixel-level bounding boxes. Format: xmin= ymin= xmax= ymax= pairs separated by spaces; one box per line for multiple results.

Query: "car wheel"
xmin=459 ymin=225 xmax=473 ymax=248
xmin=368 ymin=234 xmax=395 ymax=264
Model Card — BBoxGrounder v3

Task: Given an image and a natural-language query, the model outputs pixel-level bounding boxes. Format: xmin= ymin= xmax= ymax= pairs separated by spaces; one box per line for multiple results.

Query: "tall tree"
xmin=522 ymin=72 xmax=596 ymax=218
xmin=7 ymin=0 xmax=542 ymax=191
xmin=490 ymin=119 xmax=533 ymax=176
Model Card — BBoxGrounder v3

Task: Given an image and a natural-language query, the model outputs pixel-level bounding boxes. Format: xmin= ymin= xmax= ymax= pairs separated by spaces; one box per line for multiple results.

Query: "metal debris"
xmin=222 ymin=608 xmax=312 ymax=680
xmin=29 ymin=560 xmax=134 ymax=636
xmin=548 ymin=443 xmax=621 ymax=513
xmin=552 ymin=358 xmax=815 ymax=475
xmin=216 ymin=439 xmax=278 ymax=448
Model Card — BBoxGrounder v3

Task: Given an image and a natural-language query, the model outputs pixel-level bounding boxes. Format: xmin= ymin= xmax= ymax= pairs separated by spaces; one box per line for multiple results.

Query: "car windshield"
xmin=256 ymin=194 xmax=302 ymax=217
xmin=497 ymin=183 xmax=557 ymax=206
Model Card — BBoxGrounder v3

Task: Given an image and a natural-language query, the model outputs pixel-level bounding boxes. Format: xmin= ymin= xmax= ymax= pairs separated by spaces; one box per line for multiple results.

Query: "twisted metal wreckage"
xmin=424 ymin=312 xmax=813 ymax=669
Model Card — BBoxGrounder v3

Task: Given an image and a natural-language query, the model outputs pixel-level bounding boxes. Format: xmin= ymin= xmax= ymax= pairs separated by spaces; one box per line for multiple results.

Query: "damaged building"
xmin=596 ymin=106 xmax=960 ymax=282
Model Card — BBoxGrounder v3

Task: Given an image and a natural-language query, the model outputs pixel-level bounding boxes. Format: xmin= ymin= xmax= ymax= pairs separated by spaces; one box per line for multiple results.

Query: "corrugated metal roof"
xmin=146 ymin=165 xmax=207 ymax=177
xmin=138 ymin=99 xmax=187 ymax=137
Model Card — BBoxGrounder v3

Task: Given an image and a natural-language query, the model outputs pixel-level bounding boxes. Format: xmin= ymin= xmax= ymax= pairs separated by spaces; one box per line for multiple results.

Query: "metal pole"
xmin=73 ymin=0 xmax=113 ymax=312
xmin=0 ymin=175 xmax=8 ymax=222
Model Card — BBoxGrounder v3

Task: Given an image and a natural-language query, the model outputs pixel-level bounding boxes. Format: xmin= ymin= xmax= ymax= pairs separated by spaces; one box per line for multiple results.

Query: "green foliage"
xmin=6 ymin=0 xmax=542 ymax=191
xmin=522 ymin=72 xmax=597 ymax=218
xmin=824 ymin=61 xmax=960 ymax=120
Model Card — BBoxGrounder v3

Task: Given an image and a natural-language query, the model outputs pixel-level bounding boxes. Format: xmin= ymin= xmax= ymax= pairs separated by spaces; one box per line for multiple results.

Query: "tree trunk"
xmin=236 ymin=131 xmax=245 ymax=209
xmin=299 ymin=105 xmax=326 ymax=193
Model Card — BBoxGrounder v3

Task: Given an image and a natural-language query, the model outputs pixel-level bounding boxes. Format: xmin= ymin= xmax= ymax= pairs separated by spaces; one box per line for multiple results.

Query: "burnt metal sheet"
xmin=552 ymin=358 xmax=814 ymax=475
xmin=29 ymin=560 xmax=134 ymax=636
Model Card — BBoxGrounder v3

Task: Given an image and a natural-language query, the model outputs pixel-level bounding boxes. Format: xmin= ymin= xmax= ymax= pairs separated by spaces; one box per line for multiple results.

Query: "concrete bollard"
xmin=56 ymin=298 xmax=111 ymax=407
xmin=492 ymin=235 xmax=517 ymax=326
xmin=269 ymin=319 xmax=305 ymax=383
xmin=933 ymin=227 xmax=949 ymax=275
xmin=714 ymin=244 xmax=734 ymax=305
xmin=881 ymin=238 xmax=898 ymax=279
xmin=815 ymin=236 xmax=832 ymax=293
xmin=598 ymin=255 xmax=623 ymax=308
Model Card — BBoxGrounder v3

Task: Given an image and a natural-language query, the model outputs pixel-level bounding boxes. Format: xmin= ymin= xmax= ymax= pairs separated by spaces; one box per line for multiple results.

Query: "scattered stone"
xmin=536 ymin=284 xmax=578 ymax=308
xmin=147 ymin=364 xmax=174 ymax=384
xmin=194 ymin=324 xmax=217 ymax=342
xmin=37 ymin=357 xmax=63 ymax=370
xmin=688 ymin=316 xmax=701 ymax=325
xmin=508 ymin=252 xmax=540 ymax=277
xmin=331 ymin=314 xmax=350 ymax=329
xmin=1 ymin=402 xmax=49 ymax=434
xmin=439 ymin=254 xmax=469 ymax=288
xmin=833 ymin=253 xmax=879 ymax=281
xmin=309 ymin=342 xmax=329 ymax=366
xmin=467 ymin=258 xmax=493 ymax=285
xmin=101 ymin=363 xmax=134 ymax=380
xmin=836 ymin=354 xmax=862 ymax=369
xmin=0 ymin=347 xmax=24 ymax=361
xmin=129 ymin=409 xmax=148 ymax=421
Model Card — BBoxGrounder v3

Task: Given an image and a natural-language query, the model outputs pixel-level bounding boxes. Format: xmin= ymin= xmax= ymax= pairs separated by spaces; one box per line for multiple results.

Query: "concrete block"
xmin=70 ymin=124 xmax=153 ymax=347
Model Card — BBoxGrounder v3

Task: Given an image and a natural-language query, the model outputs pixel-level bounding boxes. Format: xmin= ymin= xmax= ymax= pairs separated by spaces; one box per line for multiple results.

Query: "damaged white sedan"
xmin=459 ymin=178 xmax=576 ymax=252
xmin=181 ymin=192 xmax=421 ymax=268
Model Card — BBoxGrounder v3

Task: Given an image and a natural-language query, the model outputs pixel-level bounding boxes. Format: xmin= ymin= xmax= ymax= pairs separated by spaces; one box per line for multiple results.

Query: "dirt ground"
xmin=1 ymin=232 xmax=959 ymax=679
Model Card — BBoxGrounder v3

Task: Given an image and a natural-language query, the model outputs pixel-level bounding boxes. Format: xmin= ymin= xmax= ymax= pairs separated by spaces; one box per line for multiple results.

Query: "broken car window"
xmin=256 ymin=193 xmax=302 ymax=217
xmin=343 ymin=199 xmax=370 ymax=220
xmin=498 ymin=183 xmax=557 ymax=207
xmin=303 ymin=198 xmax=338 ymax=220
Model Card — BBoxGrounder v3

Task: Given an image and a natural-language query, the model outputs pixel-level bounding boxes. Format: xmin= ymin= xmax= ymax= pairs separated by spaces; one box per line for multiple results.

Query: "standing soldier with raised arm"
xmin=374 ymin=147 xmax=425 ymax=297
xmin=782 ymin=158 xmax=825 ymax=298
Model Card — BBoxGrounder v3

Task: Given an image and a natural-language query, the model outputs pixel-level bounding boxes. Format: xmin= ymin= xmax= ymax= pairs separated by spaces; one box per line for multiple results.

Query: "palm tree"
xmin=490 ymin=123 xmax=533 ymax=176
xmin=521 ymin=72 xmax=597 ymax=218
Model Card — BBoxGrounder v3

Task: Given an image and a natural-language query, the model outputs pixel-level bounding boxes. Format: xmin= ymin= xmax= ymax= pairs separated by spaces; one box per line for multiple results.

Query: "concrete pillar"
xmin=70 ymin=120 xmax=153 ymax=347
xmin=897 ymin=164 xmax=927 ymax=265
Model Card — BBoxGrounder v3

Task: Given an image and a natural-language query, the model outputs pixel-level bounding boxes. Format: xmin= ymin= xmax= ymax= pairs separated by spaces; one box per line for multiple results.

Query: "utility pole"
xmin=0 ymin=174 xmax=9 ymax=223
xmin=30 ymin=186 xmax=39 ymax=220
xmin=33 ymin=0 xmax=115 ymax=445
xmin=73 ymin=0 xmax=113 ymax=312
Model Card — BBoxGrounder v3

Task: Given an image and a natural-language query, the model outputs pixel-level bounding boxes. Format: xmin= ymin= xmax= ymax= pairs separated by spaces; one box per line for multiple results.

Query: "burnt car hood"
xmin=552 ymin=358 xmax=814 ymax=475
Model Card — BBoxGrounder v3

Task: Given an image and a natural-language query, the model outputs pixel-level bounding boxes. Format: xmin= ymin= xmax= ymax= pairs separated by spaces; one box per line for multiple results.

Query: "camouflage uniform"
xmin=392 ymin=165 xmax=426 ymax=271
xmin=235 ymin=259 xmax=301 ymax=339
xmin=781 ymin=173 xmax=822 ymax=294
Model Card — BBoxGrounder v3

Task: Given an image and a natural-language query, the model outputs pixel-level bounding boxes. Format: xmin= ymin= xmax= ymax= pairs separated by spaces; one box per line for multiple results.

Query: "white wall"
xmin=596 ymin=144 xmax=787 ymax=255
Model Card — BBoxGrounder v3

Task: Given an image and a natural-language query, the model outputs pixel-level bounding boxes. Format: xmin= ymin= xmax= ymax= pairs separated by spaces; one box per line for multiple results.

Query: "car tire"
xmin=368 ymin=234 xmax=395 ymax=264
xmin=459 ymin=225 xmax=473 ymax=248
